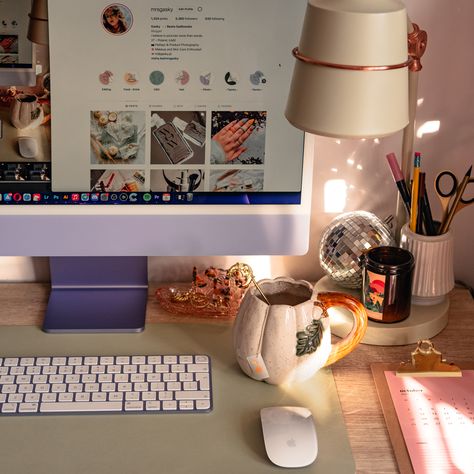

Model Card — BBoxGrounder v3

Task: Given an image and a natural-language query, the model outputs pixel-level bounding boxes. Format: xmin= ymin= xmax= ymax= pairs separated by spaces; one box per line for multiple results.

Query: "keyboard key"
xmin=25 ymin=393 xmax=40 ymax=403
xmin=1 ymin=403 xmax=17 ymax=413
xmin=187 ymin=364 xmax=209 ymax=373
xmin=19 ymin=402 xmax=39 ymax=413
xmin=175 ymin=390 xmax=210 ymax=400
xmin=109 ymin=393 xmax=123 ymax=402
xmin=146 ymin=401 xmax=161 ymax=411
xmin=162 ymin=400 xmax=177 ymax=410
xmin=20 ymin=358 xmax=35 ymax=366
xmin=196 ymin=373 xmax=210 ymax=390
xmin=91 ymin=393 xmax=107 ymax=402
xmin=179 ymin=401 xmax=194 ymax=410
xmin=41 ymin=402 xmax=122 ymax=413
xmin=196 ymin=400 xmax=211 ymax=410
xmin=8 ymin=394 xmax=24 ymax=403
xmin=125 ymin=401 xmax=143 ymax=411
xmin=125 ymin=392 xmax=140 ymax=401
xmin=183 ymin=382 xmax=198 ymax=391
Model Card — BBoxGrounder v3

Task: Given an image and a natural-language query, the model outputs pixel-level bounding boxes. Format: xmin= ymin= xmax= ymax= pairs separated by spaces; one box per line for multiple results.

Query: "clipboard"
xmin=371 ymin=340 xmax=474 ymax=474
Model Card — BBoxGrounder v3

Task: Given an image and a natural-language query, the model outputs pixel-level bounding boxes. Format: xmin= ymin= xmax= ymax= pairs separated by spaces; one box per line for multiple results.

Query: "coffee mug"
xmin=232 ymin=277 xmax=368 ymax=385
xmin=10 ymin=94 xmax=44 ymax=130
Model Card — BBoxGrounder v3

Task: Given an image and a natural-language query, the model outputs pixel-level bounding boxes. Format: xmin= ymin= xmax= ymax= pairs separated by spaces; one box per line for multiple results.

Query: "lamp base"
xmin=315 ymin=276 xmax=449 ymax=346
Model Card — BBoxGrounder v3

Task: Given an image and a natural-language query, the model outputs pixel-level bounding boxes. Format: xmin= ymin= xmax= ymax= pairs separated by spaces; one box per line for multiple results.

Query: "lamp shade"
xmin=286 ymin=0 xmax=409 ymax=138
xmin=27 ymin=0 xmax=49 ymax=45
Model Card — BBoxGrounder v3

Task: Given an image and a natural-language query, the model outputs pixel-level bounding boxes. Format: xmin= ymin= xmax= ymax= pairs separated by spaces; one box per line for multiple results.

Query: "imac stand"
xmin=43 ymin=257 xmax=148 ymax=333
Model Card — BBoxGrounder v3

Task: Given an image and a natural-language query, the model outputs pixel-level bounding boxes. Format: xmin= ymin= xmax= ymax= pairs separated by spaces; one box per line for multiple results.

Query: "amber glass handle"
xmin=316 ymin=292 xmax=368 ymax=367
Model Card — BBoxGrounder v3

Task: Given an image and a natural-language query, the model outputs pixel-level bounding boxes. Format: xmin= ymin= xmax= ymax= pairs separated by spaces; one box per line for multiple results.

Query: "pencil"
xmin=386 ymin=153 xmax=411 ymax=216
xmin=409 ymin=153 xmax=421 ymax=232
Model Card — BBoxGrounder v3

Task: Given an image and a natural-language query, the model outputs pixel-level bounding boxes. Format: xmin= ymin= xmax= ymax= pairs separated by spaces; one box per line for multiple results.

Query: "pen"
xmin=420 ymin=176 xmax=437 ymax=236
xmin=409 ymin=153 xmax=421 ymax=232
xmin=386 ymin=153 xmax=411 ymax=215
xmin=416 ymin=172 xmax=426 ymax=234
xmin=439 ymin=165 xmax=472 ymax=234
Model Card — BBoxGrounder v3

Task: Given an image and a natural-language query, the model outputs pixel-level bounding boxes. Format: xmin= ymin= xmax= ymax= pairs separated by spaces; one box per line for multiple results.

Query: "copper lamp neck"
xmin=293 ymin=23 xmax=427 ymax=73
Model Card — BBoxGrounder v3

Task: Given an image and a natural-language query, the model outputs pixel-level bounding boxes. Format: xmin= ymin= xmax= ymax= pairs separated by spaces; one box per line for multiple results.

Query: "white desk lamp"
xmin=27 ymin=0 xmax=49 ymax=45
xmin=286 ymin=0 xmax=427 ymax=205
xmin=285 ymin=0 xmax=447 ymax=345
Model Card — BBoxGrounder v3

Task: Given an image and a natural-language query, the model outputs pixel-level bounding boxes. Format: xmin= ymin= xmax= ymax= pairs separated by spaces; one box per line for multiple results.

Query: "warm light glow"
xmin=324 ymin=179 xmax=347 ymax=213
xmin=417 ymin=98 xmax=425 ymax=106
xmin=356 ymin=164 xmax=363 ymax=171
xmin=347 ymin=158 xmax=355 ymax=166
xmin=417 ymin=120 xmax=441 ymax=138
xmin=373 ymin=138 xmax=380 ymax=145
xmin=331 ymin=168 xmax=338 ymax=173
xmin=241 ymin=256 xmax=272 ymax=281
xmin=437 ymin=401 xmax=474 ymax=472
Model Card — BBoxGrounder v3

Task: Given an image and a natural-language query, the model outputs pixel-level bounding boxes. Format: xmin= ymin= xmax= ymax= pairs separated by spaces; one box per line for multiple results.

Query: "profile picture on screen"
xmin=101 ymin=4 xmax=133 ymax=35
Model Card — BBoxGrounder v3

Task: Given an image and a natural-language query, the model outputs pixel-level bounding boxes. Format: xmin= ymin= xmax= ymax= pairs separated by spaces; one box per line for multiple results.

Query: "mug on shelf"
xmin=232 ymin=277 xmax=367 ymax=385
xmin=400 ymin=224 xmax=454 ymax=305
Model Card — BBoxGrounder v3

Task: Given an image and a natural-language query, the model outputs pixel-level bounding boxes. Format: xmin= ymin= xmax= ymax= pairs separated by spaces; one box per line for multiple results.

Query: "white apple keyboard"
xmin=0 ymin=354 xmax=212 ymax=415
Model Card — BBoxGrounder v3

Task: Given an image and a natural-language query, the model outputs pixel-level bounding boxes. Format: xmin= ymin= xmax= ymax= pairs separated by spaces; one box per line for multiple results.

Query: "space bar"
xmin=40 ymin=402 xmax=123 ymax=413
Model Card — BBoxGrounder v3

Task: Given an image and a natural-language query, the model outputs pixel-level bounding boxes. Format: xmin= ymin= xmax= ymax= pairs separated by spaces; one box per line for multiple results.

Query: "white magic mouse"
xmin=260 ymin=406 xmax=318 ymax=468
xmin=18 ymin=136 xmax=39 ymax=159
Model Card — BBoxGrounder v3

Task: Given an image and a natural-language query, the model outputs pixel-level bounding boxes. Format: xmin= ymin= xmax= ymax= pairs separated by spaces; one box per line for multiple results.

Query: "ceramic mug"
xmin=10 ymin=94 xmax=44 ymax=130
xmin=232 ymin=277 xmax=368 ymax=385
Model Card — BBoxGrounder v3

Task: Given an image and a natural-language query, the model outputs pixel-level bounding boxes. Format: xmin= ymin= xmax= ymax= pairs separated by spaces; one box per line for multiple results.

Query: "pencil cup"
xmin=400 ymin=224 xmax=455 ymax=305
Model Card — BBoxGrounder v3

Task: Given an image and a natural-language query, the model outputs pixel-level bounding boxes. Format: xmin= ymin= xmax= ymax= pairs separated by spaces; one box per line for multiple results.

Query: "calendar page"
xmin=385 ymin=370 xmax=474 ymax=474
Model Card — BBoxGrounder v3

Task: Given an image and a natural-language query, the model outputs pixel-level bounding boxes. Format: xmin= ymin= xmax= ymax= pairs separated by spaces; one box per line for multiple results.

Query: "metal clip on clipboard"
xmin=396 ymin=339 xmax=462 ymax=377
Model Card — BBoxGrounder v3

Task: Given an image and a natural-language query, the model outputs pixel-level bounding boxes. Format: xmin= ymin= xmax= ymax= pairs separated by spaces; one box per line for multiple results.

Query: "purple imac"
xmin=0 ymin=0 xmax=312 ymax=333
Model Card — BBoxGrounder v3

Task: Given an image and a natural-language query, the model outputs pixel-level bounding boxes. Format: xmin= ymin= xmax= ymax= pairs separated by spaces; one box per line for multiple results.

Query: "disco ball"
xmin=319 ymin=211 xmax=394 ymax=289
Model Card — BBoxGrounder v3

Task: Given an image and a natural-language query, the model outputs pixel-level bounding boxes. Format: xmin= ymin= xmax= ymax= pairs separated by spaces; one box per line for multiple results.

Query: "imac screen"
xmin=0 ymin=0 xmax=307 ymax=206
xmin=0 ymin=0 xmax=311 ymax=331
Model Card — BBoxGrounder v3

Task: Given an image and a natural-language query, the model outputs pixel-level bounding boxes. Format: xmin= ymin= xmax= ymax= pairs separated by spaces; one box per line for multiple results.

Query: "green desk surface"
xmin=0 ymin=323 xmax=355 ymax=474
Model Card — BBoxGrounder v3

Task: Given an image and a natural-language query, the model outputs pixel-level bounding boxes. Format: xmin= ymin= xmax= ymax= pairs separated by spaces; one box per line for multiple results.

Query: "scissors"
xmin=435 ymin=167 xmax=474 ymax=232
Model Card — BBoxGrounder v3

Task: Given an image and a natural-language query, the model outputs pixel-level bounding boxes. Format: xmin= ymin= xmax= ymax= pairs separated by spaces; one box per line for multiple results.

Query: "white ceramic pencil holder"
xmin=400 ymin=224 xmax=455 ymax=305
